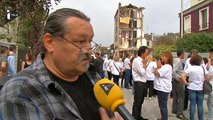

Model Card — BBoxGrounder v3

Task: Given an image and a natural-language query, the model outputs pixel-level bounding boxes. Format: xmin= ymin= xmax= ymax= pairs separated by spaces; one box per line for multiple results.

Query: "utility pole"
xmin=180 ymin=0 xmax=184 ymax=49
xmin=181 ymin=0 xmax=184 ymax=38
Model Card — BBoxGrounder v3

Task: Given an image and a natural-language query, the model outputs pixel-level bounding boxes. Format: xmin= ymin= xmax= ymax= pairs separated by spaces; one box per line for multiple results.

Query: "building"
xmin=114 ymin=3 xmax=145 ymax=57
xmin=180 ymin=0 xmax=213 ymax=36
xmin=144 ymin=33 xmax=156 ymax=48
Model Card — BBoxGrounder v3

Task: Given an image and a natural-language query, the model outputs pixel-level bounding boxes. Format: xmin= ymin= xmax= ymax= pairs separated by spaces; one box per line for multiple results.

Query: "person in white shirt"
xmin=184 ymin=49 xmax=198 ymax=70
xmin=183 ymin=49 xmax=198 ymax=111
xmin=102 ymin=57 xmax=108 ymax=78
xmin=206 ymin=48 xmax=213 ymax=70
xmin=106 ymin=55 xmax=113 ymax=80
xmin=207 ymin=55 xmax=213 ymax=120
xmin=154 ymin=52 xmax=173 ymax=120
xmin=123 ymin=53 xmax=131 ymax=89
xmin=181 ymin=55 xmax=210 ymax=120
xmin=110 ymin=56 xmax=122 ymax=86
xmin=145 ymin=55 xmax=157 ymax=99
xmin=131 ymin=46 xmax=149 ymax=120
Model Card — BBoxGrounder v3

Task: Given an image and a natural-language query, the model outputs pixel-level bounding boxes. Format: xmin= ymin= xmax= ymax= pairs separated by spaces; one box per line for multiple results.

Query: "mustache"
xmin=80 ymin=54 xmax=91 ymax=61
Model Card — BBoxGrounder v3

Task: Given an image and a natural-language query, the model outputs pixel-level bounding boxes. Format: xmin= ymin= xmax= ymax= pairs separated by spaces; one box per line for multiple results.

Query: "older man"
xmin=0 ymin=8 xmax=118 ymax=120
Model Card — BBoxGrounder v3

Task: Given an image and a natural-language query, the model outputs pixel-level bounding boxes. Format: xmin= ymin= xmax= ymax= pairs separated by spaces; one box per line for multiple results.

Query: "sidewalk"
xmin=122 ymin=88 xmax=208 ymax=120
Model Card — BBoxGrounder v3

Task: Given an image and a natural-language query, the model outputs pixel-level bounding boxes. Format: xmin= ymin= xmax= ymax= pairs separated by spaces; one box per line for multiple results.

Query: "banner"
xmin=119 ymin=17 xmax=130 ymax=24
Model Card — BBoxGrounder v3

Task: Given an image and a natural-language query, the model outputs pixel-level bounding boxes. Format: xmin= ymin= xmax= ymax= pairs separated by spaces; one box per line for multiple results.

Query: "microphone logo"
xmin=100 ymin=83 xmax=114 ymax=95
xmin=94 ymin=79 xmax=136 ymax=120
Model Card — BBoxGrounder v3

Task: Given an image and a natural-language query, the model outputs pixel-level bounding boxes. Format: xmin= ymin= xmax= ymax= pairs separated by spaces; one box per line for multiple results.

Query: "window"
xmin=131 ymin=10 xmax=137 ymax=18
xmin=133 ymin=21 xmax=137 ymax=28
xmin=184 ymin=15 xmax=191 ymax=33
xmin=147 ymin=41 xmax=149 ymax=46
xmin=133 ymin=31 xmax=137 ymax=38
xmin=199 ymin=7 xmax=209 ymax=30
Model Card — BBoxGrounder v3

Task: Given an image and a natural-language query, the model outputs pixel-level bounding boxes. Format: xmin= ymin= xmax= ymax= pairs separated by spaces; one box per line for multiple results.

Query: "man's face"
xmin=142 ymin=49 xmax=149 ymax=59
xmin=181 ymin=52 xmax=185 ymax=59
xmin=13 ymin=48 xmax=16 ymax=53
xmin=50 ymin=17 xmax=94 ymax=77
xmin=191 ymin=51 xmax=197 ymax=56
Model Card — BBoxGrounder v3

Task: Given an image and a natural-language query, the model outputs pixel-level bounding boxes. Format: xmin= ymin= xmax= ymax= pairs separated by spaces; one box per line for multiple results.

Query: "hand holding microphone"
xmin=93 ymin=78 xmax=135 ymax=120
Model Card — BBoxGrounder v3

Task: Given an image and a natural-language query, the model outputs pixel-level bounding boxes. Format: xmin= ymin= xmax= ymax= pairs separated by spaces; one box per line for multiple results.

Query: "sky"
xmin=51 ymin=0 xmax=190 ymax=47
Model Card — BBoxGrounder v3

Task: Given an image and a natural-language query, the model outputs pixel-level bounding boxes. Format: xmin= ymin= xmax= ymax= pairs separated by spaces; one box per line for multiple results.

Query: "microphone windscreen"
xmin=93 ymin=78 xmax=125 ymax=112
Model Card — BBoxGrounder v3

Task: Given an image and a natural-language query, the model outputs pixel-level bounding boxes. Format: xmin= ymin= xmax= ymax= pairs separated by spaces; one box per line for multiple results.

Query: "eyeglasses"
xmin=53 ymin=34 xmax=98 ymax=52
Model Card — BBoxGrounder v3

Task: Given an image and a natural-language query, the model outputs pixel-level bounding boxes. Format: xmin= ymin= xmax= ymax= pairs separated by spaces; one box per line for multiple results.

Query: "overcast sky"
xmin=51 ymin=0 xmax=190 ymax=47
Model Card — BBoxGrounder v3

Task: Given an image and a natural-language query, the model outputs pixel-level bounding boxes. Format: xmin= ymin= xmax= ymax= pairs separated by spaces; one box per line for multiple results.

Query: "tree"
xmin=152 ymin=33 xmax=177 ymax=60
xmin=0 ymin=0 xmax=62 ymax=55
xmin=154 ymin=33 xmax=177 ymax=47
xmin=176 ymin=32 xmax=213 ymax=52
xmin=153 ymin=44 xmax=176 ymax=60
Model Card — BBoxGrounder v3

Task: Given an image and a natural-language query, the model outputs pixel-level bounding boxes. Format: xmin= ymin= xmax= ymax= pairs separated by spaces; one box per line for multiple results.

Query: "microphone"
xmin=93 ymin=78 xmax=135 ymax=120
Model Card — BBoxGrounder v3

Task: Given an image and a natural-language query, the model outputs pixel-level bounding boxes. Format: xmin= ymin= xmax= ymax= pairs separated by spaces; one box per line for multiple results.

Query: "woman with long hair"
xmin=21 ymin=52 xmax=32 ymax=71
xmin=154 ymin=52 xmax=173 ymax=120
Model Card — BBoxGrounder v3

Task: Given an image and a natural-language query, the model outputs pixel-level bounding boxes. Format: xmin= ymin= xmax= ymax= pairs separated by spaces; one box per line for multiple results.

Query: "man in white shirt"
xmin=102 ymin=56 xmax=108 ymax=78
xmin=207 ymin=48 xmax=213 ymax=70
xmin=132 ymin=46 xmax=149 ymax=120
xmin=123 ymin=53 xmax=131 ymax=89
xmin=184 ymin=49 xmax=198 ymax=70
xmin=106 ymin=55 xmax=113 ymax=80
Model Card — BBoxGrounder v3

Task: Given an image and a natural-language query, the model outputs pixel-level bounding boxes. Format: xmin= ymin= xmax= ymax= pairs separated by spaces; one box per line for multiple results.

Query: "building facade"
xmin=180 ymin=0 xmax=213 ymax=36
xmin=114 ymin=3 xmax=146 ymax=57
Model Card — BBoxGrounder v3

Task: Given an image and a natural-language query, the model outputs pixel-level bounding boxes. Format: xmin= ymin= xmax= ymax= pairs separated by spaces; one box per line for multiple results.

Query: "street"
xmin=121 ymin=88 xmax=209 ymax=120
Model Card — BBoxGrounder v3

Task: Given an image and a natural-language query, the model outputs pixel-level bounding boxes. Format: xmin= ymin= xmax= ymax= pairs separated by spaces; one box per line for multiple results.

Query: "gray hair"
xmin=40 ymin=8 xmax=90 ymax=52
xmin=43 ymin=8 xmax=90 ymax=36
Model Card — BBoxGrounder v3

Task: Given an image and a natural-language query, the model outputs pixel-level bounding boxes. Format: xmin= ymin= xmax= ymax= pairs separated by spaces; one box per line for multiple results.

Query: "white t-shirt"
xmin=110 ymin=61 xmax=122 ymax=76
xmin=106 ymin=59 xmax=112 ymax=72
xmin=102 ymin=59 xmax=108 ymax=71
xmin=184 ymin=58 xmax=205 ymax=70
xmin=208 ymin=65 xmax=213 ymax=92
xmin=145 ymin=61 xmax=157 ymax=81
xmin=123 ymin=58 xmax=131 ymax=70
xmin=184 ymin=58 xmax=191 ymax=70
xmin=154 ymin=64 xmax=172 ymax=93
xmin=185 ymin=65 xmax=208 ymax=90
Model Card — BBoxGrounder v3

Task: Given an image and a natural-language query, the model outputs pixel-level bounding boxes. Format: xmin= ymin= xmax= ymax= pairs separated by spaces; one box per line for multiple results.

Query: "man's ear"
xmin=43 ymin=33 xmax=55 ymax=53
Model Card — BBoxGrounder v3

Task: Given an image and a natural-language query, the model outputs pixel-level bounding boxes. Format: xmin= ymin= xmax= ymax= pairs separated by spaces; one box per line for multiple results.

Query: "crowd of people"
xmin=0 ymin=45 xmax=32 ymax=89
xmin=0 ymin=8 xmax=120 ymax=120
xmin=0 ymin=7 xmax=212 ymax=120
xmin=91 ymin=45 xmax=213 ymax=120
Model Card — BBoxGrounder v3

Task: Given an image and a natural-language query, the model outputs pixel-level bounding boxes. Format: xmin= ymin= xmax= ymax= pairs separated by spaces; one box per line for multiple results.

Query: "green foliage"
xmin=155 ymin=35 xmax=176 ymax=46
xmin=0 ymin=34 xmax=12 ymax=42
xmin=18 ymin=19 xmax=31 ymax=47
xmin=0 ymin=0 xmax=62 ymax=56
xmin=176 ymin=33 xmax=213 ymax=52
xmin=153 ymin=45 xmax=176 ymax=60
xmin=0 ymin=0 xmax=61 ymax=26
xmin=0 ymin=22 xmax=16 ymax=42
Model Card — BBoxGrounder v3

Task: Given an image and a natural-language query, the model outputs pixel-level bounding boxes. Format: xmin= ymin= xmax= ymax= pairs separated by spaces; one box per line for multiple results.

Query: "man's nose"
xmin=81 ymin=47 xmax=93 ymax=54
